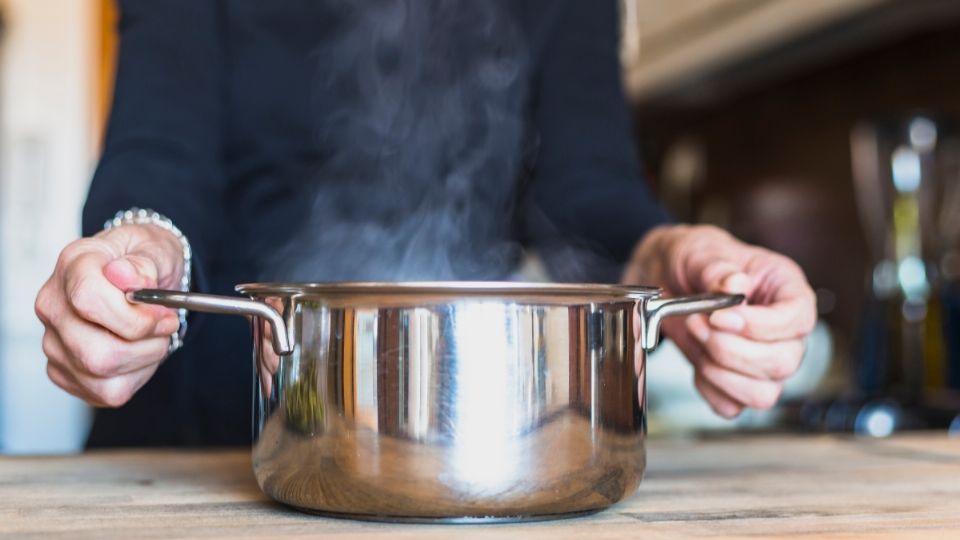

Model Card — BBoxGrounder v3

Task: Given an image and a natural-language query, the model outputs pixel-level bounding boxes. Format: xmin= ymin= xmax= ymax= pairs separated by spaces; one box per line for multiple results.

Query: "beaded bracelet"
xmin=104 ymin=208 xmax=192 ymax=354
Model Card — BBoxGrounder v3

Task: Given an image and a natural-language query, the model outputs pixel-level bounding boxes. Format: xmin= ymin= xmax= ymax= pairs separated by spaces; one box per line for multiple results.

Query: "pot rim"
xmin=236 ymin=281 xmax=660 ymax=299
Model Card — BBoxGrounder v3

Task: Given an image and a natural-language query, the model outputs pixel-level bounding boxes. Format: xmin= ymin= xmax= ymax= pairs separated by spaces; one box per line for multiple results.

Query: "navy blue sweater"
xmin=83 ymin=0 xmax=667 ymax=446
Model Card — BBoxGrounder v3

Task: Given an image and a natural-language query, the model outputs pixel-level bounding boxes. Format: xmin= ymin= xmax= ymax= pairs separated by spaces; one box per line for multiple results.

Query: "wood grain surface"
xmin=1 ymin=434 xmax=958 ymax=539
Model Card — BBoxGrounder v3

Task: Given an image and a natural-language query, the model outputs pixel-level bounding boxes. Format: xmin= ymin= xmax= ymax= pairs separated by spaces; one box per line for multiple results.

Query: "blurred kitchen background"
xmin=1 ymin=0 xmax=959 ymax=453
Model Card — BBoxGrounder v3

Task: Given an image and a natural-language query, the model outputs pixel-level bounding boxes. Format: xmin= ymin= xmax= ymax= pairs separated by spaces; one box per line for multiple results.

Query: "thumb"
xmin=699 ymin=260 xmax=752 ymax=295
xmin=103 ymin=254 xmax=162 ymax=292
xmin=699 ymin=260 xmax=754 ymax=334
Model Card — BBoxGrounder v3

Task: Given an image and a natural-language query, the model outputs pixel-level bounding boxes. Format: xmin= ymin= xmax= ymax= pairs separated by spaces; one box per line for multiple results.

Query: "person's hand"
xmin=35 ymin=224 xmax=185 ymax=407
xmin=623 ymin=224 xmax=816 ymax=418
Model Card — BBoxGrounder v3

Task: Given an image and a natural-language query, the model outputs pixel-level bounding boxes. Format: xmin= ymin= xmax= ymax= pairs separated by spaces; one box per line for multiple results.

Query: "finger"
xmin=662 ymin=314 xmax=708 ymax=368
xmin=691 ymin=323 xmax=805 ymax=381
xmin=43 ymin=333 xmax=105 ymax=405
xmin=43 ymin=331 xmax=82 ymax=390
xmin=697 ymin=260 xmax=752 ymax=295
xmin=664 ymin=316 xmax=747 ymax=418
xmin=45 ymin=325 xmax=160 ymax=407
xmin=35 ymin=278 xmax=65 ymax=327
xmin=42 ymin=328 xmax=68 ymax=366
xmin=63 ymin=252 xmax=178 ymax=341
xmin=56 ymin=311 xmax=171 ymax=377
xmin=709 ymin=292 xmax=816 ymax=342
xmin=46 ymin=359 xmax=88 ymax=402
xmin=698 ymin=361 xmax=784 ymax=410
xmin=693 ymin=372 xmax=744 ymax=419
xmin=102 ymin=255 xmax=160 ymax=291
xmin=684 ymin=312 xmax=711 ymax=345
xmin=71 ymin=365 xmax=160 ymax=408
xmin=98 ymin=224 xmax=185 ymax=289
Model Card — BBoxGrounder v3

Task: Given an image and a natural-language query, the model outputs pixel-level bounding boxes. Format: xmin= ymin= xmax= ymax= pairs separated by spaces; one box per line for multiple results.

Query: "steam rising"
xmin=269 ymin=0 xmax=532 ymax=282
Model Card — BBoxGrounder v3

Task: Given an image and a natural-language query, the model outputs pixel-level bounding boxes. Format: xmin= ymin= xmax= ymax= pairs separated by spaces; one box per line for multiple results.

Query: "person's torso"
xmin=215 ymin=0 xmax=562 ymax=283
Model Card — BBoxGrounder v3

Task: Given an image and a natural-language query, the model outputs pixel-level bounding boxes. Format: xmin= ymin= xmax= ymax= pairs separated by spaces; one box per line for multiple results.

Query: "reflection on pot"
xmin=129 ymin=282 xmax=739 ymax=521
xmin=252 ymin=299 xmax=644 ymax=520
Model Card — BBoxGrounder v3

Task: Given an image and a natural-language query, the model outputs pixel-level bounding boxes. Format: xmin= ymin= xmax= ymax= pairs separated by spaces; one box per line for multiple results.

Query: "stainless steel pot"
xmin=131 ymin=282 xmax=742 ymax=522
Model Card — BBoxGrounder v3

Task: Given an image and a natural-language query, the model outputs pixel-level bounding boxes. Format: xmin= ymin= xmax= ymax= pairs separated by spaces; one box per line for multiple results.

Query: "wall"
xmin=0 ymin=0 xmax=97 ymax=453
xmin=634 ymin=21 xmax=960 ymax=386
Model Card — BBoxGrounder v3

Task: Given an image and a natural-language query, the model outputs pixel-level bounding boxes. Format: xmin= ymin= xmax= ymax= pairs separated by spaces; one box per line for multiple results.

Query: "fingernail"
xmin=710 ymin=310 xmax=745 ymax=332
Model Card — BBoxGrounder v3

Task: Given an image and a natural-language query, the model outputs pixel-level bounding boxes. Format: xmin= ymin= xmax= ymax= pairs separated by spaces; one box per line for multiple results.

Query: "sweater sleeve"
xmin=82 ymin=0 xmax=226 ymax=292
xmin=523 ymin=0 xmax=670 ymax=281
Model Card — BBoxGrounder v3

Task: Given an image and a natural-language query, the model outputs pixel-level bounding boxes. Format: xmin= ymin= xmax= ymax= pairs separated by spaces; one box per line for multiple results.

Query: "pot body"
xmin=248 ymin=291 xmax=647 ymax=521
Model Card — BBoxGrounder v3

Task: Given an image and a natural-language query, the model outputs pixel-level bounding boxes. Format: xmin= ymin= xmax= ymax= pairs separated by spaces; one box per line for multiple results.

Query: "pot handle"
xmin=639 ymin=293 xmax=745 ymax=351
xmin=127 ymin=289 xmax=293 ymax=355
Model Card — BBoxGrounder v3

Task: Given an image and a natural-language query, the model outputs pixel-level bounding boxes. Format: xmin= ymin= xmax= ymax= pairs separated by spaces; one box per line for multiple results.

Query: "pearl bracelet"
xmin=103 ymin=208 xmax=192 ymax=355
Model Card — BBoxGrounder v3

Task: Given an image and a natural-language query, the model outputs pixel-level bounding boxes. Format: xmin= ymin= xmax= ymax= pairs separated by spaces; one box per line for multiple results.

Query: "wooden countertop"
xmin=2 ymin=434 xmax=958 ymax=539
